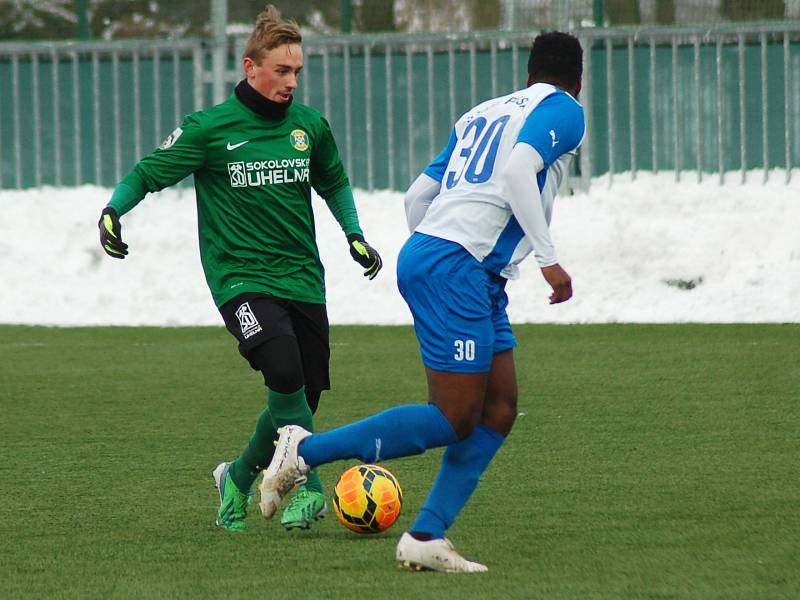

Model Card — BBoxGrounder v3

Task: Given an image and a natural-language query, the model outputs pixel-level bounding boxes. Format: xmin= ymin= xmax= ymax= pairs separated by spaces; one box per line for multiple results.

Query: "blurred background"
xmin=2 ymin=1 xmax=799 ymax=39
xmin=0 ymin=1 xmax=798 ymax=191
xmin=0 ymin=2 xmax=798 ymax=328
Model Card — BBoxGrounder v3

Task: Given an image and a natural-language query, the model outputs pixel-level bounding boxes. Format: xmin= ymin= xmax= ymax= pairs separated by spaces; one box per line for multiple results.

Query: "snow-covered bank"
xmin=1 ymin=172 xmax=798 ymax=325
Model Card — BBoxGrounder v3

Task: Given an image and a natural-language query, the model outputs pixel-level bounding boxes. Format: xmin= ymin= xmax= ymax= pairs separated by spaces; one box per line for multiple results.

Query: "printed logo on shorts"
xmin=236 ymin=302 xmax=262 ymax=339
xmin=228 ymin=161 xmax=247 ymax=187
xmin=158 ymin=127 xmax=183 ymax=150
xmin=290 ymin=129 xmax=308 ymax=151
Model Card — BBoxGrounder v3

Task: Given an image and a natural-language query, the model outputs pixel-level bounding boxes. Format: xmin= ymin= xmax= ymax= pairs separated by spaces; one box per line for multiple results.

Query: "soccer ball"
xmin=332 ymin=464 xmax=403 ymax=534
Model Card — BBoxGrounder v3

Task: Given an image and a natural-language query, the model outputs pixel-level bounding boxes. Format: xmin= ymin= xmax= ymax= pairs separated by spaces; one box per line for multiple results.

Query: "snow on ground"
xmin=1 ymin=171 xmax=798 ymax=326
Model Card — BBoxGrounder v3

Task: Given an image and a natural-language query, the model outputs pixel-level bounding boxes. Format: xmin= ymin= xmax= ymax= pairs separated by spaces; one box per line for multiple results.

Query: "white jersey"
xmin=415 ymin=83 xmax=585 ymax=279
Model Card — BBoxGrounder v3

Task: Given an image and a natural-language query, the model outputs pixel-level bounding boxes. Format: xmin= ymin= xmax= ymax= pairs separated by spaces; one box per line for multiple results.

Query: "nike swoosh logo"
xmin=226 ymin=140 xmax=249 ymax=150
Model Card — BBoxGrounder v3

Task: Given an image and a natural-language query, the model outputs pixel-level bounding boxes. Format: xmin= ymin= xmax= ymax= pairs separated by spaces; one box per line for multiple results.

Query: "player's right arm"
xmin=99 ymin=115 xmax=207 ymax=259
xmin=404 ymin=173 xmax=440 ymax=232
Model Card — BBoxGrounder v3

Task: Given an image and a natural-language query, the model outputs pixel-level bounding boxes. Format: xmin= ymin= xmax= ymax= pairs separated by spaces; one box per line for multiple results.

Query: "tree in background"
xmin=468 ymin=0 xmax=502 ymax=29
xmin=358 ymin=0 xmax=396 ymax=32
xmin=602 ymin=0 xmax=785 ymax=26
xmin=0 ymin=0 xmax=339 ymax=40
xmin=90 ymin=0 xmax=208 ymax=38
xmin=0 ymin=0 xmax=792 ymax=40
xmin=720 ymin=0 xmax=784 ymax=20
xmin=395 ymin=0 xmax=501 ymax=32
xmin=656 ymin=0 xmax=676 ymax=24
xmin=605 ymin=0 xmax=641 ymax=25
xmin=230 ymin=0 xmax=336 ymax=33
xmin=0 ymin=0 xmax=78 ymax=39
xmin=0 ymin=0 xmax=212 ymax=40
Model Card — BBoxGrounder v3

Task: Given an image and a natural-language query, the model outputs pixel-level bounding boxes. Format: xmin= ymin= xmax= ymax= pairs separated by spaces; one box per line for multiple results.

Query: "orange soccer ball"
xmin=332 ymin=464 xmax=403 ymax=534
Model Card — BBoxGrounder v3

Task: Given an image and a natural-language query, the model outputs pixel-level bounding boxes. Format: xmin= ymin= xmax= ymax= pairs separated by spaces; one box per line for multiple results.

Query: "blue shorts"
xmin=397 ymin=233 xmax=517 ymax=373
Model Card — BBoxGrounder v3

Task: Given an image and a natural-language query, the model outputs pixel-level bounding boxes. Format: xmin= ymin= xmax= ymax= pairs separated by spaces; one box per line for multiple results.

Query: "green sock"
xmin=302 ymin=470 xmax=324 ymax=495
xmin=230 ymin=387 xmax=325 ymax=495
xmin=230 ymin=406 xmax=277 ymax=493
xmin=268 ymin=387 xmax=324 ymax=495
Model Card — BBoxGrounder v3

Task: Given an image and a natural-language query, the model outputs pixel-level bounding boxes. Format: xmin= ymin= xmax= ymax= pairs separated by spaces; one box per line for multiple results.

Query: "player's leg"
xmin=285 ymin=300 xmax=331 ymax=419
xmin=304 ymin=388 xmax=322 ymax=415
xmin=277 ymin=301 xmax=331 ymax=529
xmin=392 ymin=362 xmax=500 ymax=573
xmin=406 ymin=350 xmax=517 ymax=540
xmin=479 ymin=275 xmax=519 ymax=438
xmin=215 ymin=293 xmax=313 ymax=530
xmin=294 ymin=367 xmax=487 ymax=470
xmin=479 ymin=349 xmax=518 ymax=436
xmin=214 ymin=333 xmax=309 ymax=530
xmin=234 ymin=334 xmax=308 ymax=487
xmin=399 ymin=272 xmax=517 ymax=572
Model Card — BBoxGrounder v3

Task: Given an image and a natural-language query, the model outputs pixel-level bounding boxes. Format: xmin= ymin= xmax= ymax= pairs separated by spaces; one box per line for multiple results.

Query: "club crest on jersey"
xmin=236 ymin=302 xmax=262 ymax=339
xmin=290 ymin=129 xmax=308 ymax=151
xmin=158 ymin=127 xmax=183 ymax=150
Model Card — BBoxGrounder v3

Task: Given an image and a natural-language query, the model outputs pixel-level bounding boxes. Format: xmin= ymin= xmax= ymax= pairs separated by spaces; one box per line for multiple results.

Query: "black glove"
xmin=347 ymin=233 xmax=382 ymax=280
xmin=98 ymin=207 xmax=128 ymax=259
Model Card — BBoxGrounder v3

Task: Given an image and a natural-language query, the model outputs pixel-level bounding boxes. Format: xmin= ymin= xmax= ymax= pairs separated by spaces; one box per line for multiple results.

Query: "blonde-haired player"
xmin=98 ymin=5 xmax=382 ymax=532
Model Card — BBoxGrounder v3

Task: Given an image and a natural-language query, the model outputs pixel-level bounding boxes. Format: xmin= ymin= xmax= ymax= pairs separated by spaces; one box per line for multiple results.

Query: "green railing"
xmin=0 ymin=24 xmax=798 ymax=191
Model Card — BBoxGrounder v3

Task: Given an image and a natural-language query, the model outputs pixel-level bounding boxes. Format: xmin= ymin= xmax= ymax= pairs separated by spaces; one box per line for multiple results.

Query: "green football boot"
xmin=213 ymin=462 xmax=251 ymax=532
xmin=280 ymin=487 xmax=328 ymax=530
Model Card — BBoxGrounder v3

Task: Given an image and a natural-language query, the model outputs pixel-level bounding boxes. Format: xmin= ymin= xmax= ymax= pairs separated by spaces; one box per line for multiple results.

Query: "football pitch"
xmin=1 ymin=324 xmax=797 ymax=599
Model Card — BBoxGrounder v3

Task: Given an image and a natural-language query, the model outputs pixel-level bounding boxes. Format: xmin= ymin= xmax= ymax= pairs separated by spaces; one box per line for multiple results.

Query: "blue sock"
xmin=299 ymin=404 xmax=458 ymax=467
xmin=410 ymin=424 xmax=505 ymax=539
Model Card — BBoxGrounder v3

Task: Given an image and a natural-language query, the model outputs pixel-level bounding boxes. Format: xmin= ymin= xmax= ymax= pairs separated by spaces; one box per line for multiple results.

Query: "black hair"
xmin=527 ymin=31 xmax=583 ymax=88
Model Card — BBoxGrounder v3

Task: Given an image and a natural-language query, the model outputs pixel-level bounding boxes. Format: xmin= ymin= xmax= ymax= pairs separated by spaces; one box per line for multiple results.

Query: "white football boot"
xmin=396 ymin=532 xmax=488 ymax=573
xmin=258 ymin=425 xmax=311 ymax=518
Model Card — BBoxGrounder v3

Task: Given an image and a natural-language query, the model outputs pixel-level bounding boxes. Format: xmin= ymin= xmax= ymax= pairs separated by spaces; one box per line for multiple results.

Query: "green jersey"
xmin=110 ymin=92 xmax=361 ymax=307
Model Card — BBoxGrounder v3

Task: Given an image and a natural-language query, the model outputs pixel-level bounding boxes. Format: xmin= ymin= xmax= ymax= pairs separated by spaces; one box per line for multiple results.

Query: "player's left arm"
xmin=503 ymin=92 xmax=585 ymax=303
xmin=504 ymin=146 xmax=572 ymax=303
xmin=311 ymin=116 xmax=382 ymax=280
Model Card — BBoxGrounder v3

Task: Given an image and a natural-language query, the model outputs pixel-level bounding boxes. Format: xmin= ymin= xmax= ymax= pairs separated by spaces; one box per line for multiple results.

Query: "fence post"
xmin=503 ymin=0 xmax=517 ymax=30
xmin=579 ymin=33 xmax=593 ymax=190
xmin=593 ymin=0 xmax=605 ymax=26
xmin=211 ymin=0 xmax=228 ymax=105
xmin=341 ymin=0 xmax=352 ymax=33
xmin=76 ymin=0 xmax=90 ymax=40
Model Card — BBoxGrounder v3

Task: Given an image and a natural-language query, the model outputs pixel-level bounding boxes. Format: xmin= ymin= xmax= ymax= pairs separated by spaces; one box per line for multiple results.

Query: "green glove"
xmin=347 ymin=233 xmax=382 ymax=280
xmin=98 ymin=207 xmax=128 ymax=259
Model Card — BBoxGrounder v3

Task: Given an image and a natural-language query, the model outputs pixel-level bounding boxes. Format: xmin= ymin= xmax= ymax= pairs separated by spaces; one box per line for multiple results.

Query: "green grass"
xmin=1 ymin=324 xmax=798 ymax=599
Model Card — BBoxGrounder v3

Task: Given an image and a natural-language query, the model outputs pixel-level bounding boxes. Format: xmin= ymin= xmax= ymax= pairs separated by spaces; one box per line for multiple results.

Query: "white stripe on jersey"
xmin=415 ymin=83 xmax=583 ymax=279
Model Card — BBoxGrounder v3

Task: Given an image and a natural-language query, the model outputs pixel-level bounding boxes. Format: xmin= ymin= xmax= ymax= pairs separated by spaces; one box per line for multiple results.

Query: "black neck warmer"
xmin=234 ymin=79 xmax=292 ymax=120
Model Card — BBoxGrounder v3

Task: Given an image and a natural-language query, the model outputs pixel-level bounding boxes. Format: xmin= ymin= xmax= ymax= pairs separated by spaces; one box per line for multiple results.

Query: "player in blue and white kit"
xmin=260 ymin=32 xmax=585 ymax=573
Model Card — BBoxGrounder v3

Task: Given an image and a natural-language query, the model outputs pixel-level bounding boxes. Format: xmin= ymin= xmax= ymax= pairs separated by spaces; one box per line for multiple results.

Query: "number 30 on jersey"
xmin=454 ymin=339 xmax=476 ymax=361
xmin=445 ymin=115 xmax=511 ymax=189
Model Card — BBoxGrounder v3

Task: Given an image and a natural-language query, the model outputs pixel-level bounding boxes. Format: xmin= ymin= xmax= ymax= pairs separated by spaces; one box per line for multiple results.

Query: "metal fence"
xmin=0 ymin=24 xmax=798 ymax=191
xmin=0 ymin=39 xmax=203 ymax=189
xmin=581 ymin=23 xmax=800 ymax=186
